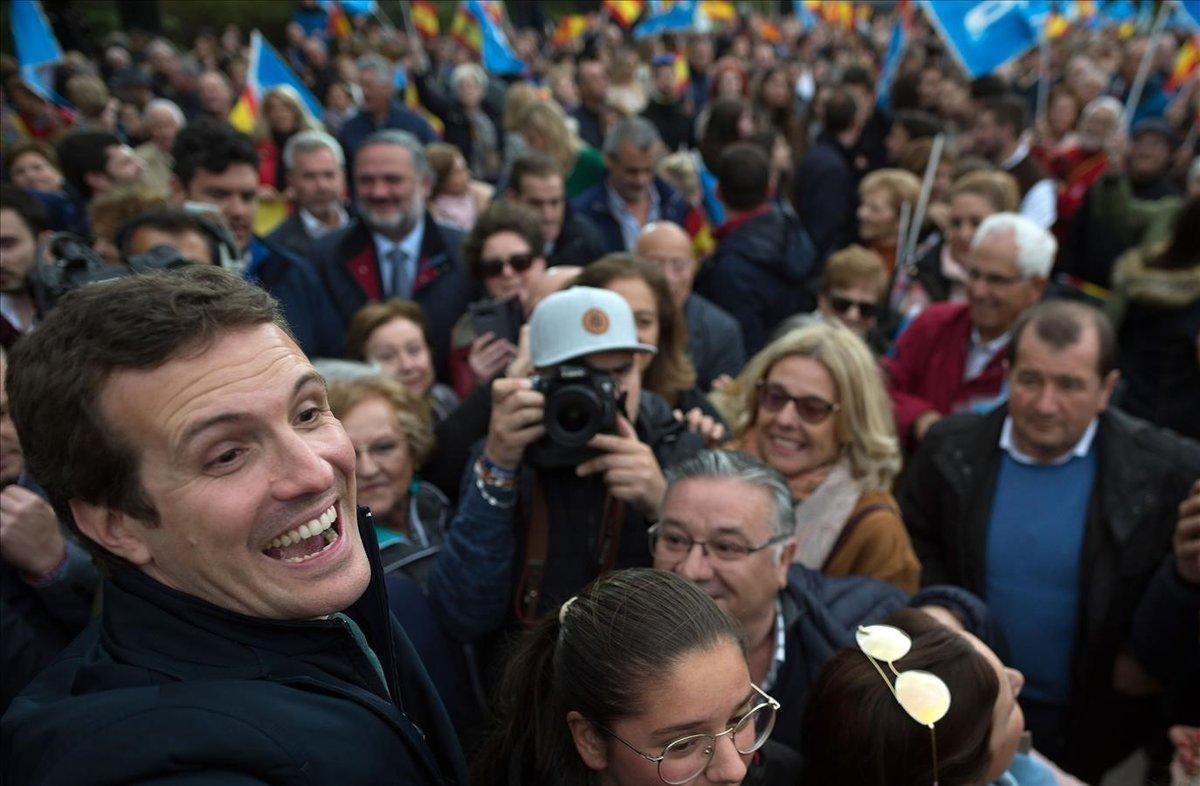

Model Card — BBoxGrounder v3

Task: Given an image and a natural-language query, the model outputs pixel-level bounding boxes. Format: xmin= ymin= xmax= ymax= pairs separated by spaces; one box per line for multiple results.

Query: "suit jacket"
xmin=900 ymin=405 xmax=1200 ymax=780
xmin=311 ymin=216 xmax=472 ymax=381
xmin=265 ymin=212 xmax=313 ymax=260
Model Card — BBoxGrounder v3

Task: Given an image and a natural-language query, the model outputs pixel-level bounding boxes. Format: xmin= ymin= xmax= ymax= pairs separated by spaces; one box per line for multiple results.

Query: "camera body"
xmin=525 ymin=365 xmax=621 ymax=469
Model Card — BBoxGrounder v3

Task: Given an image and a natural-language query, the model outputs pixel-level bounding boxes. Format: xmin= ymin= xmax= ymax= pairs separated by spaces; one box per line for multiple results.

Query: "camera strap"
xmin=515 ymin=476 xmax=626 ymax=628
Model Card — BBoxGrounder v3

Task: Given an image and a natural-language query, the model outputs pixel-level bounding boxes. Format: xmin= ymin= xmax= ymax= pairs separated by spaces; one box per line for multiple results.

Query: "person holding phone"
xmin=448 ymin=202 xmax=547 ymax=398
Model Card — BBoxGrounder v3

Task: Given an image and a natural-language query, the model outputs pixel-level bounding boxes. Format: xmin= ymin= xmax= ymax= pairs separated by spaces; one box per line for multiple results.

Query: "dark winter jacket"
xmin=246 ymin=234 xmax=346 ymax=359
xmin=793 ymin=132 xmax=858 ymax=261
xmin=571 ymin=176 xmax=694 ymax=255
xmin=546 ymin=207 xmax=609 ymax=268
xmin=683 ymin=293 xmax=746 ymax=390
xmin=695 ymin=203 xmax=818 ymax=355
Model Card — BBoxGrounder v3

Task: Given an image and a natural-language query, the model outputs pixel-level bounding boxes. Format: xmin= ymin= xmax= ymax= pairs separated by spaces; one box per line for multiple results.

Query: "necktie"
xmin=385 ymin=247 xmax=411 ymax=299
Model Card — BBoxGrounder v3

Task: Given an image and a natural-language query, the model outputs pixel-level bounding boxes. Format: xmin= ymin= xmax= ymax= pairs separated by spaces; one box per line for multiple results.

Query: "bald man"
xmin=636 ymin=222 xmax=745 ymax=389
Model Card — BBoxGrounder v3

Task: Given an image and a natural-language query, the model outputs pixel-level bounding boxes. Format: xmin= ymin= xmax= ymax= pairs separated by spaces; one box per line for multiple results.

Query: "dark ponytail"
xmin=472 ymin=568 xmax=744 ymax=786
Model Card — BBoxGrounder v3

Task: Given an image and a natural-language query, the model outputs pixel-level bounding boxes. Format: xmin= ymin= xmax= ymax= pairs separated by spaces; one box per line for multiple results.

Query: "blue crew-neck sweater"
xmin=984 ymin=448 xmax=1097 ymax=706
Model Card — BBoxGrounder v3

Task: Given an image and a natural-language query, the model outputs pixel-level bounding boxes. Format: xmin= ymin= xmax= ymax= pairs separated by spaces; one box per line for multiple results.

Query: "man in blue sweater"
xmin=901 ymin=298 xmax=1200 ymax=782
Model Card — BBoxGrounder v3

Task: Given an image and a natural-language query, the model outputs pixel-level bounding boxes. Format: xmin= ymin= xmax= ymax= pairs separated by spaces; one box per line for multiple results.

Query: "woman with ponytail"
xmin=472 ymin=568 xmax=798 ymax=786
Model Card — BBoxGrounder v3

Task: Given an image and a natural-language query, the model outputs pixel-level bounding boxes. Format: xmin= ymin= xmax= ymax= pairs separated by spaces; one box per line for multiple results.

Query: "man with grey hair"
xmin=134 ymin=98 xmax=186 ymax=193
xmin=884 ymin=212 xmax=1053 ymax=446
xmin=312 ymin=130 xmax=470 ymax=379
xmin=338 ymin=54 xmax=435 ymax=165
xmin=267 ymin=131 xmax=349 ymax=258
xmin=572 ymin=116 xmax=698 ymax=254
xmin=653 ymin=449 xmax=1001 ymax=754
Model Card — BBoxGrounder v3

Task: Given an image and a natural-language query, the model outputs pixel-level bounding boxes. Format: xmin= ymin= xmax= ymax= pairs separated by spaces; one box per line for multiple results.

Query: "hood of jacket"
xmin=1113 ymin=244 xmax=1200 ymax=308
xmin=715 ymin=202 xmax=816 ymax=285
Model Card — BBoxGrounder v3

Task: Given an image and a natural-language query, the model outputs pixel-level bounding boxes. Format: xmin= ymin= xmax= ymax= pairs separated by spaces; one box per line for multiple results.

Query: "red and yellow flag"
xmin=450 ymin=3 xmax=482 ymax=53
xmin=552 ymin=14 xmax=590 ymax=48
xmin=412 ymin=0 xmax=440 ymax=39
xmin=1168 ymin=35 xmax=1200 ymax=93
xmin=757 ymin=18 xmax=782 ymax=44
xmin=228 ymin=86 xmax=257 ymax=134
xmin=327 ymin=1 xmax=351 ymax=39
xmin=821 ymin=1 xmax=855 ymax=31
xmin=604 ymin=0 xmax=645 ymax=29
xmin=405 ymin=81 xmax=444 ymax=138
xmin=701 ymin=1 xmax=736 ymax=24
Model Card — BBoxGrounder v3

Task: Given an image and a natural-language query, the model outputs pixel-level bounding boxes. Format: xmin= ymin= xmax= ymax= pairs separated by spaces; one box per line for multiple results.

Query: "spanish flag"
xmin=604 ymin=0 xmax=645 ymax=29
xmin=1167 ymin=35 xmax=1200 ymax=93
xmin=412 ymin=0 xmax=439 ymax=39
xmin=553 ymin=15 xmax=590 ymax=48
xmin=229 ymin=86 xmax=257 ymax=134
xmin=327 ymin=0 xmax=352 ymax=40
xmin=700 ymin=1 xmax=735 ymax=24
xmin=450 ymin=3 xmax=482 ymax=54
xmin=405 ymin=81 xmax=444 ymax=137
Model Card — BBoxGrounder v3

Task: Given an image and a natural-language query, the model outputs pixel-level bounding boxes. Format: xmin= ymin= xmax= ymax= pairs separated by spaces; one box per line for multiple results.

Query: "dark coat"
xmin=310 ymin=216 xmax=473 ymax=381
xmin=695 ymin=203 xmax=818 ymax=356
xmin=338 ymin=101 xmax=436 ymax=162
xmin=793 ymin=133 xmax=858 ymax=262
xmin=546 ymin=207 xmax=608 ymax=268
xmin=571 ymin=176 xmax=694 ymax=255
xmin=570 ymin=105 xmax=604 ymax=149
xmin=899 ymin=405 xmax=1200 ymax=780
xmin=246 ymin=234 xmax=346 ymax=359
xmin=264 ymin=212 xmax=313 ymax=260
xmin=641 ymin=98 xmax=693 ymax=152
xmin=683 ymin=293 xmax=746 ymax=390
xmin=0 ymin=510 xmax=469 ymax=786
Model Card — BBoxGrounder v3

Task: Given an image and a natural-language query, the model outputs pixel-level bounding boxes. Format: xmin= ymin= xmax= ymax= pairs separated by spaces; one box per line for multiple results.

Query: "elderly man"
xmin=651 ymin=450 xmax=998 ymax=754
xmin=1048 ymin=96 xmax=1122 ymax=234
xmin=901 ymin=299 xmax=1200 ymax=781
xmin=635 ymin=221 xmax=744 ymax=389
xmin=134 ymin=98 xmax=185 ymax=193
xmin=572 ymin=117 xmax=696 ymax=255
xmin=267 ymin=131 xmax=350 ymax=258
xmin=311 ymin=129 xmax=470 ymax=379
xmin=0 ymin=266 xmax=467 ymax=784
xmin=883 ymin=212 xmax=1054 ymax=446
xmin=338 ymin=55 xmax=435 ymax=163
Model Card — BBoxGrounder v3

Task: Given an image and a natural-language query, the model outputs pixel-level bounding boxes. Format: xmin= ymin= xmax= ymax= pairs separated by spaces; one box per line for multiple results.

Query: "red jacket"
xmin=882 ymin=302 xmax=1007 ymax=447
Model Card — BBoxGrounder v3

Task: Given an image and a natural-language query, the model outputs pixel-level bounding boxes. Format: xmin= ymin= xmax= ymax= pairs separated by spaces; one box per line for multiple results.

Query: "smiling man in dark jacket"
xmin=696 ymin=143 xmax=819 ymax=355
xmin=1 ymin=267 xmax=467 ymax=785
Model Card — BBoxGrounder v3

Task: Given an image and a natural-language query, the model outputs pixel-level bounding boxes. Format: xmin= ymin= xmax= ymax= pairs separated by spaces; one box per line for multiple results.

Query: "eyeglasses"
xmin=756 ymin=382 xmax=841 ymax=425
xmin=828 ymin=294 xmax=880 ymax=319
xmin=856 ymin=625 xmax=952 ymax=785
xmin=590 ymin=684 xmax=780 ymax=785
xmin=965 ymin=267 xmax=1022 ymax=287
xmin=648 ymin=523 xmax=788 ymax=562
xmin=479 ymin=251 xmax=537 ymax=278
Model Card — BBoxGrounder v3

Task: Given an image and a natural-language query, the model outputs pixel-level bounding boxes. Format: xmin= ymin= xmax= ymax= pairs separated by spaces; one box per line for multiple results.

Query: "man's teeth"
xmin=269 ymin=506 xmax=337 ymax=549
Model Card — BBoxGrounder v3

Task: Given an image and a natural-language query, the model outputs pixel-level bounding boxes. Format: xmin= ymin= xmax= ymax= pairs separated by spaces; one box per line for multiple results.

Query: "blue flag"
xmin=1104 ymin=0 xmax=1137 ymax=23
xmin=634 ymin=0 xmax=699 ymax=39
xmin=1175 ymin=0 xmax=1200 ymax=30
xmin=792 ymin=0 xmax=818 ymax=27
xmin=315 ymin=0 xmax=377 ymax=15
xmin=10 ymin=0 xmax=62 ymax=100
xmin=878 ymin=18 xmax=907 ymax=110
xmin=255 ymin=31 xmax=324 ymax=120
xmin=921 ymin=0 xmax=1038 ymax=78
xmin=467 ymin=0 xmax=525 ymax=75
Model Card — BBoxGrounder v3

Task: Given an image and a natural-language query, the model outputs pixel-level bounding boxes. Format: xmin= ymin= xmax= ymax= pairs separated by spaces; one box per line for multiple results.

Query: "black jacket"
xmin=696 ymin=203 xmax=818 ymax=356
xmin=683 ymin=293 xmax=746 ymax=390
xmin=547 ymin=207 xmax=608 ymax=268
xmin=1 ymin=510 xmax=469 ymax=786
xmin=641 ymin=98 xmax=693 ymax=152
xmin=311 ymin=216 xmax=473 ymax=382
xmin=793 ymin=133 xmax=858 ymax=262
xmin=265 ymin=212 xmax=313 ymax=260
xmin=899 ymin=405 xmax=1200 ymax=780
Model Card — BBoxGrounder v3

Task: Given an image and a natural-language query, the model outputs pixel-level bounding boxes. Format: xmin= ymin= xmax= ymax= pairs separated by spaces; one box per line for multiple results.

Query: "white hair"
xmin=283 ymin=130 xmax=345 ymax=170
xmin=1080 ymin=95 xmax=1122 ymax=123
xmin=143 ymin=98 xmax=185 ymax=127
xmin=450 ymin=62 xmax=488 ymax=94
xmin=971 ymin=212 xmax=1057 ymax=279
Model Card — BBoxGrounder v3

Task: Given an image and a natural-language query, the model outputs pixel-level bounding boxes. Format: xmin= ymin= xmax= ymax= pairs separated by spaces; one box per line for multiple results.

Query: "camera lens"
xmin=546 ymin=386 xmax=601 ymax=447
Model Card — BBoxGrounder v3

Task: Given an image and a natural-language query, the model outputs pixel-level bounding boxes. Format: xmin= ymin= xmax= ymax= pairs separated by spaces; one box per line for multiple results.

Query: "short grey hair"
xmin=662 ymin=450 xmax=795 ymax=547
xmin=1080 ymin=95 xmax=1122 ymax=123
xmin=450 ymin=62 xmax=488 ymax=93
xmin=971 ymin=212 xmax=1057 ymax=279
xmin=356 ymin=54 xmax=395 ymax=85
xmin=602 ymin=116 xmax=663 ymax=157
xmin=283 ymin=130 xmax=345 ymax=170
xmin=356 ymin=129 xmax=432 ymax=180
xmin=142 ymin=98 xmax=184 ymax=127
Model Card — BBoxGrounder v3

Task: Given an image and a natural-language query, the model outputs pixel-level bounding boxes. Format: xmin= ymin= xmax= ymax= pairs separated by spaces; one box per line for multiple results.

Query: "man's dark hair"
xmin=983 ymin=94 xmax=1029 ymax=135
xmin=841 ymin=64 xmax=873 ymax=91
xmin=823 ymin=88 xmax=859 ymax=137
xmin=55 ymin=130 xmax=121 ymax=200
xmin=714 ymin=142 xmax=770 ymax=212
xmin=172 ymin=117 xmax=259 ymax=188
xmin=893 ymin=110 xmax=942 ymax=141
xmin=6 ymin=266 xmax=288 ymax=573
xmin=461 ymin=201 xmax=545 ymax=281
xmin=0 ymin=185 xmax=49 ymax=235
xmin=116 ymin=207 xmax=223 ymax=263
xmin=509 ymin=151 xmax=563 ymax=195
xmin=971 ymin=74 xmax=1009 ymax=101
xmin=1008 ymin=299 xmax=1117 ymax=378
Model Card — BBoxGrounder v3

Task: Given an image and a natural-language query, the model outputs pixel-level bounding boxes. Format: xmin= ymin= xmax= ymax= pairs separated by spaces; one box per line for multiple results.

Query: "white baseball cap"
xmin=529 ymin=286 xmax=658 ymax=367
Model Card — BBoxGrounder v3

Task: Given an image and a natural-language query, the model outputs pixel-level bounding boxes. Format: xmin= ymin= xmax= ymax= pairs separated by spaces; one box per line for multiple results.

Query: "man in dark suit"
xmin=339 ymin=55 xmax=435 ymax=166
xmin=311 ymin=130 xmax=471 ymax=381
xmin=267 ymin=130 xmax=351 ymax=259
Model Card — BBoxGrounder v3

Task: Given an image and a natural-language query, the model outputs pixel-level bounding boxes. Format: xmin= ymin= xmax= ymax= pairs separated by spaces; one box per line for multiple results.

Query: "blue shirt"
xmin=605 ymin=181 xmax=661 ymax=252
xmin=339 ymin=101 xmax=436 ymax=161
xmin=985 ymin=442 xmax=1097 ymax=705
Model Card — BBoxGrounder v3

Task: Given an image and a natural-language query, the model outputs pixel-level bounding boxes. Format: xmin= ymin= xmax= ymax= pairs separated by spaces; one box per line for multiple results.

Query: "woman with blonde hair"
xmin=857 ymin=168 xmax=922 ymax=275
xmin=254 ymin=85 xmax=322 ymax=193
xmin=515 ymin=101 xmax=606 ymax=198
xmin=716 ymin=322 xmax=919 ymax=592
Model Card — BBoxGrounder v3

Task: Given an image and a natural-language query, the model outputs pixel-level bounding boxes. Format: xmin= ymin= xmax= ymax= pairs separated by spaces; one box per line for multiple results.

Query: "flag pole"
xmin=1036 ymin=31 xmax=1050 ymax=126
xmin=1121 ymin=2 xmax=1169 ymax=130
xmin=901 ymin=132 xmax=945 ymax=274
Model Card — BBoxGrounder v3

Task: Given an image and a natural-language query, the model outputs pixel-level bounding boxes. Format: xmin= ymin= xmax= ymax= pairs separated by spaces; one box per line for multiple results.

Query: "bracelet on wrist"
xmin=476 ymin=456 xmax=518 ymax=489
xmin=475 ymin=474 xmax=516 ymax=509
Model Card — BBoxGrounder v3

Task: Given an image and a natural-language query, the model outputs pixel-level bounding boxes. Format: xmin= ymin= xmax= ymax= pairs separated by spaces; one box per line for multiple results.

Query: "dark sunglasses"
xmin=479 ymin=252 xmax=537 ymax=278
xmin=756 ymin=382 xmax=840 ymax=424
xmin=828 ymin=295 xmax=880 ymax=319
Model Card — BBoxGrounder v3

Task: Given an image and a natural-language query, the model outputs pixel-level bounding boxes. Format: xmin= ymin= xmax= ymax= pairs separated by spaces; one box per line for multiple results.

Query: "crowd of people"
xmin=1 ymin=1 xmax=1199 ymax=784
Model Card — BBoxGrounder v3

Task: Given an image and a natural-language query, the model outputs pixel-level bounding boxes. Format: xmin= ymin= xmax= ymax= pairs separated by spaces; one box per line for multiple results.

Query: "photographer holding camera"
xmin=427 ymin=286 xmax=704 ymax=644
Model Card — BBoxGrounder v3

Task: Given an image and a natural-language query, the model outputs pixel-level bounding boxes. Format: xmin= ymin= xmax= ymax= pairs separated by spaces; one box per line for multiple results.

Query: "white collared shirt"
xmin=999 ymin=415 xmax=1098 ymax=466
xmin=1001 ymin=136 xmax=1057 ymax=229
xmin=372 ymin=216 xmax=424 ymax=299
xmin=605 ymin=181 xmax=661 ymax=252
xmin=299 ymin=205 xmax=348 ymax=240
xmin=964 ymin=327 xmax=1010 ymax=381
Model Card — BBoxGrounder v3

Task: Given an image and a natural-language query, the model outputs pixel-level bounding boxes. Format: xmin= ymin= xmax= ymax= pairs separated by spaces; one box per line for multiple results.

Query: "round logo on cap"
xmin=581 ymin=308 xmax=610 ymax=335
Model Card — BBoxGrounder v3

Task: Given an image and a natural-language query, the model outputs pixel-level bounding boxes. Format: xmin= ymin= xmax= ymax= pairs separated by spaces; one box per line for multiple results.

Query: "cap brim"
xmin=533 ymin=341 xmax=658 ymax=368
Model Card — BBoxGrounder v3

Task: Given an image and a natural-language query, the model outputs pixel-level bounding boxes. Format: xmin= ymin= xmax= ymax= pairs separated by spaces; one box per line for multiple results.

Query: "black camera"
xmin=525 ymin=365 xmax=621 ymax=469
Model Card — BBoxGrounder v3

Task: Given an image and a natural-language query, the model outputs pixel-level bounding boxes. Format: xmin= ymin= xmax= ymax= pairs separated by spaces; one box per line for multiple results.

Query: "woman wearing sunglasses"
xmin=448 ymin=201 xmax=548 ymax=397
xmin=802 ymin=608 xmax=1082 ymax=786
xmin=473 ymin=568 xmax=797 ymax=786
xmin=713 ymin=322 xmax=920 ymax=592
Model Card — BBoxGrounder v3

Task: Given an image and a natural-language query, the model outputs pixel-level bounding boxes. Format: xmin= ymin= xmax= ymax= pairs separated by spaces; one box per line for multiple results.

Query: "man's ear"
xmin=566 ymin=710 xmax=609 ymax=772
xmin=776 ymin=540 xmax=797 ymax=589
xmin=69 ymin=499 xmax=153 ymax=566
xmin=1098 ymin=368 xmax=1120 ymax=411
